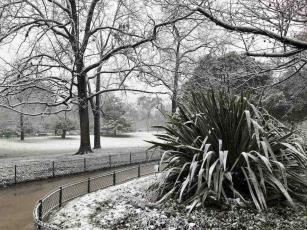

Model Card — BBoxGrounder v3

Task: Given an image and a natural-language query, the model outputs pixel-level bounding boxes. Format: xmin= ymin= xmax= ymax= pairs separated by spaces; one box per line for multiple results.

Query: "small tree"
xmin=103 ymin=117 xmax=132 ymax=136
xmin=137 ymin=96 xmax=162 ymax=131
xmin=101 ymin=95 xmax=132 ymax=136
xmin=54 ymin=118 xmax=76 ymax=139
xmin=262 ymin=67 xmax=307 ymax=122
xmin=185 ymin=52 xmax=271 ymax=94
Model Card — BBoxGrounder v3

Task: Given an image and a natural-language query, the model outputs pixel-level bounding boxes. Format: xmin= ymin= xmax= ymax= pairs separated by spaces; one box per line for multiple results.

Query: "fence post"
xmin=14 ymin=165 xmax=17 ymax=184
xmin=87 ymin=178 xmax=90 ymax=193
xmin=138 ymin=164 xmax=141 ymax=178
xmin=52 ymin=161 xmax=55 ymax=177
xmin=84 ymin=158 xmax=86 ymax=172
xmin=109 ymin=155 xmax=112 ymax=167
xmin=129 ymin=153 xmax=132 ymax=164
xmin=59 ymin=187 xmax=63 ymax=207
xmin=37 ymin=199 xmax=43 ymax=230
xmin=38 ymin=200 xmax=43 ymax=221
xmin=113 ymin=171 xmax=116 ymax=185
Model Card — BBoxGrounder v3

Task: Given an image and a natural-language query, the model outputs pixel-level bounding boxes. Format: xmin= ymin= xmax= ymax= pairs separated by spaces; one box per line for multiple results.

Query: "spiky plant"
xmin=148 ymin=90 xmax=307 ymax=212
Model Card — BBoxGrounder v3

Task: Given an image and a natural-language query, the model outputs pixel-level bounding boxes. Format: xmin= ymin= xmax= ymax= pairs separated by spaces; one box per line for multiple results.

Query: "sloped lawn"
xmin=48 ymin=175 xmax=307 ymax=230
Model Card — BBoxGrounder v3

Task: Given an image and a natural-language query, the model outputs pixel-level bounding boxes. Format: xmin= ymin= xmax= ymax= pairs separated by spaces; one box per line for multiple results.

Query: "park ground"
xmin=0 ymin=165 xmax=155 ymax=230
xmin=49 ymin=175 xmax=307 ymax=230
xmin=0 ymin=131 xmax=158 ymax=158
xmin=1 ymin=130 xmax=306 ymax=229
xmin=0 ymin=131 xmax=159 ymax=168
xmin=0 ymin=132 xmax=158 ymax=230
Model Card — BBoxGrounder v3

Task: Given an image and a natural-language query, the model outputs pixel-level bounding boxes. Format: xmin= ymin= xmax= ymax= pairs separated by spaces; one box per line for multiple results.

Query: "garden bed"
xmin=48 ymin=175 xmax=307 ymax=230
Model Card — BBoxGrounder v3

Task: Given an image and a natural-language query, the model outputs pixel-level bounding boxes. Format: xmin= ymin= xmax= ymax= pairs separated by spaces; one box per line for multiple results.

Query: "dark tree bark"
xmin=93 ymin=67 xmax=101 ymax=149
xmin=20 ymin=113 xmax=24 ymax=141
xmin=61 ymin=129 xmax=66 ymax=139
xmin=93 ymin=111 xmax=101 ymax=148
xmin=88 ymin=67 xmax=101 ymax=149
xmin=113 ymin=128 xmax=117 ymax=136
xmin=75 ymin=60 xmax=92 ymax=154
xmin=69 ymin=0 xmax=92 ymax=155
xmin=171 ymin=26 xmax=181 ymax=114
xmin=171 ymin=42 xmax=180 ymax=114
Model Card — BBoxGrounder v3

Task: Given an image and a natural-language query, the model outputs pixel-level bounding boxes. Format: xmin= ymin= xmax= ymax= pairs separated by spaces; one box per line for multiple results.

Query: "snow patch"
xmin=48 ymin=174 xmax=307 ymax=230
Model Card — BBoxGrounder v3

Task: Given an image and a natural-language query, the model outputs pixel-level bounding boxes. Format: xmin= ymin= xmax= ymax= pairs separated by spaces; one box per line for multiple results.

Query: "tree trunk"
xmin=93 ymin=110 xmax=101 ymax=148
xmin=171 ymin=29 xmax=181 ymax=114
xmin=61 ymin=129 xmax=66 ymax=139
xmin=93 ymin=67 xmax=101 ymax=149
xmin=20 ymin=113 xmax=24 ymax=141
xmin=113 ymin=128 xmax=117 ymax=136
xmin=171 ymin=67 xmax=179 ymax=115
xmin=75 ymin=62 xmax=92 ymax=155
xmin=88 ymin=67 xmax=102 ymax=149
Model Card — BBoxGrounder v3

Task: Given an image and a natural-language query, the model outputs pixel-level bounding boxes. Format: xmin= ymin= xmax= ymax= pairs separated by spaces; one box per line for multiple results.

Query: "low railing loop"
xmin=33 ymin=161 xmax=161 ymax=230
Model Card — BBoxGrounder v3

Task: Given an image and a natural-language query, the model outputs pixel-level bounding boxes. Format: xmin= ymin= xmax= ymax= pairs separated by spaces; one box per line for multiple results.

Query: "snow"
xmin=0 ymin=132 xmax=161 ymax=186
xmin=48 ymin=175 xmax=160 ymax=229
xmin=0 ymin=149 xmax=161 ymax=186
xmin=48 ymin=174 xmax=307 ymax=230
xmin=0 ymin=132 xmax=158 ymax=159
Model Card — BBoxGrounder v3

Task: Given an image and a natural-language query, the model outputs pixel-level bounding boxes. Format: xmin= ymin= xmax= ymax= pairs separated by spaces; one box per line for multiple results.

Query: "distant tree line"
xmin=0 ymin=94 xmax=167 ymax=140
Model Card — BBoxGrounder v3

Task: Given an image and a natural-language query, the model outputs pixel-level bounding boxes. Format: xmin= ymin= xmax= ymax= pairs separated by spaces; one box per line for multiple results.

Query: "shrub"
xmin=148 ymin=90 xmax=307 ymax=212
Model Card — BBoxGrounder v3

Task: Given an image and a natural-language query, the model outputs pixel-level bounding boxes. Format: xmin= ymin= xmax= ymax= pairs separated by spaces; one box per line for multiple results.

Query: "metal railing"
xmin=33 ymin=162 xmax=160 ymax=230
xmin=0 ymin=149 xmax=162 ymax=187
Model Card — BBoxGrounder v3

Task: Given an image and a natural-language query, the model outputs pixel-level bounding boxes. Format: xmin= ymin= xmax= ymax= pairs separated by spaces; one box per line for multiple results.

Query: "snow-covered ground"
xmin=0 ymin=132 xmax=161 ymax=186
xmin=48 ymin=175 xmax=159 ymax=230
xmin=48 ymin=175 xmax=307 ymax=230
xmin=0 ymin=132 xmax=158 ymax=158
xmin=0 ymin=148 xmax=161 ymax=186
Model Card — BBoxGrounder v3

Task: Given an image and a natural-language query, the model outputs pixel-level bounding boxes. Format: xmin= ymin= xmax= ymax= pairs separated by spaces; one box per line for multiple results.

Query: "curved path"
xmin=0 ymin=165 xmax=150 ymax=230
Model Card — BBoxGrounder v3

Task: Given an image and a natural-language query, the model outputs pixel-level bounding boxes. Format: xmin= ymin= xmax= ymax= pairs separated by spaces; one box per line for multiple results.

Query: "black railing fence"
xmin=33 ymin=162 xmax=161 ymax=230
xmin=0 ymin=149 xmax=162 ymax=187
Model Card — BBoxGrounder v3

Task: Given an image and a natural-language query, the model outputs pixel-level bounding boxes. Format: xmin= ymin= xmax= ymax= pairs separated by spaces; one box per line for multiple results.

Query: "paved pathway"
xmin=0 ymin=165 xmax=152 ymax=230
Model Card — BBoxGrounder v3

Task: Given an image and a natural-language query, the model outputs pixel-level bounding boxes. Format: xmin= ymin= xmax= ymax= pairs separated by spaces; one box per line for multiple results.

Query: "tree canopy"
xmin=183 ymin=52 xmax=271 ymax=95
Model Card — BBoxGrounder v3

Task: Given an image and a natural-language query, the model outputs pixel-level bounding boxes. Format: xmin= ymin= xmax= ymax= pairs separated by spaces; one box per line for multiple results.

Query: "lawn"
xmin=0 ymin=132 xmax=161 ymax=186
xmin=0 ymin=132 xmax=158 ymax=159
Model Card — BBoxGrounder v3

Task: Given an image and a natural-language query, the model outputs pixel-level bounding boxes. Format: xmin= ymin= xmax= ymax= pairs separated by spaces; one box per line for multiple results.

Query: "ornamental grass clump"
xmin=148 ymin=90 xmax=307 ymax=212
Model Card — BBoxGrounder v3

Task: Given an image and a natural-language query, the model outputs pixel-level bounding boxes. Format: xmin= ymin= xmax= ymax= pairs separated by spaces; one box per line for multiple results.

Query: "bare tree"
xmin=0 ymin=0 xmax=193 ymax=154
xmin=154 ymin=0 xmax=307 ymax=91
xmin=133 ymin=22 xmax=218 ymax=113
xmin=156 ymin=23 xmax=210 ymax=114
xmin=192 ymin=1 xmax=305 ymax=57
xmin=130 ymin=1 xmax=231 ymax=113
xmin=0 ymin=56 xmax=69 ymax=141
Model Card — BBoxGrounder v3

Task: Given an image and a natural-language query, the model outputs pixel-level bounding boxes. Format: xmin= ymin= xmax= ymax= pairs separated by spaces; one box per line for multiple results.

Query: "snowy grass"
xmin=0 ymin=150 xmax=161 ymax=186
xmin=0 ymin=132 xmax=161 ymax=186
xmin=0 ymin=132 xmax=158 ymax=158
xmin=48 ymin=174 xmax=307 ymax=230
